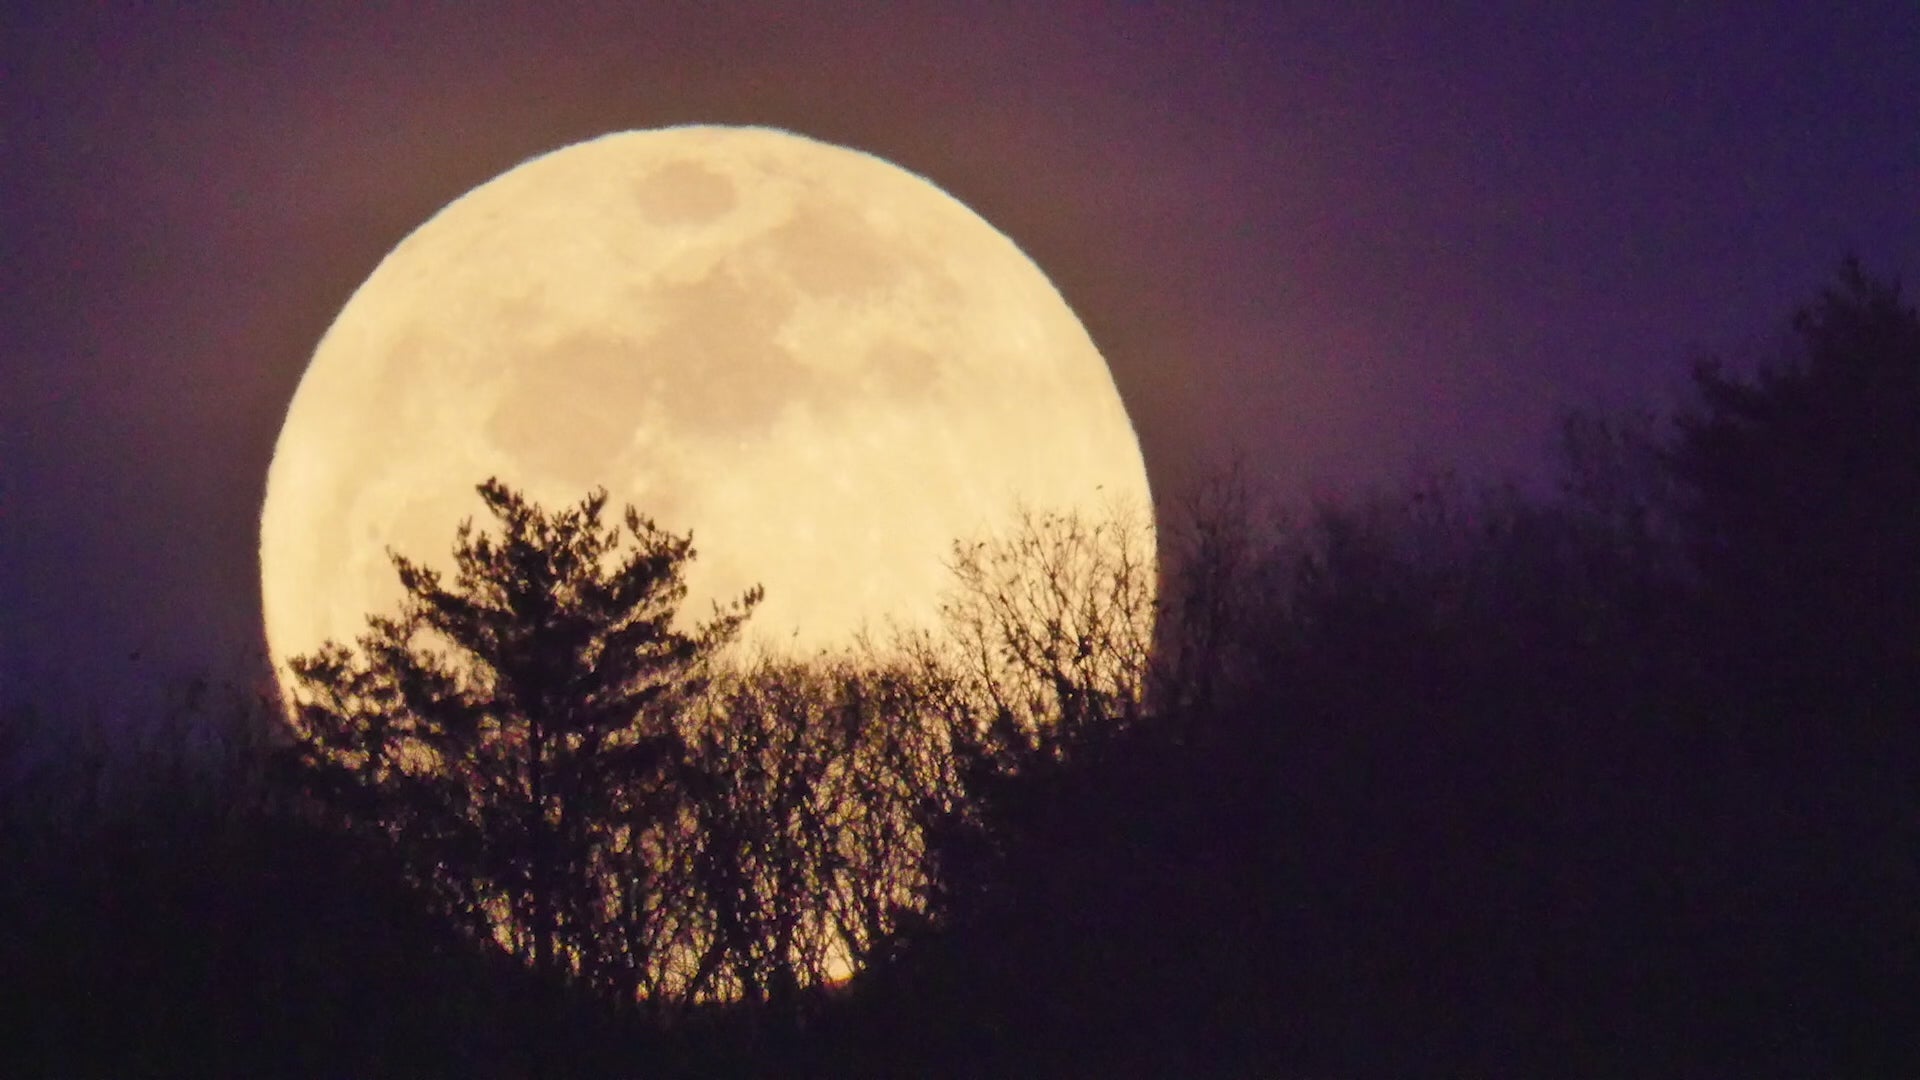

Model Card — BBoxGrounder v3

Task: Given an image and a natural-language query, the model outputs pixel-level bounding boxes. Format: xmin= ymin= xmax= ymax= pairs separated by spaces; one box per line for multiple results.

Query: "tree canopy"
xmin=285 ymin=479 xmax=758 ymax=996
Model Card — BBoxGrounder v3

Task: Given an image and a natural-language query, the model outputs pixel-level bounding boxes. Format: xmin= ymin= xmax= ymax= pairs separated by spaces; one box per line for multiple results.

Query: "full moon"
xmin=261 ymin=125 xmax=1152 ymax=682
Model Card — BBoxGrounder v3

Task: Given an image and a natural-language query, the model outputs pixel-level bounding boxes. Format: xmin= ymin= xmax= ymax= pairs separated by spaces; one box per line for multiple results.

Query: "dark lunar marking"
xmin=373 ymin=326 xmax=435 ymax=407
xmin=512 ymin=331 xmax=661 ymax=408
xmin=494 ymin=288 xmax=554 ymax=340
xmin=338 ymin=331 xmax=445 ymax=496
xmin=866 ymin=339 xmax=943 ymax=400
xmin=628 ymin=264 xmax=822 ymax=432
xmin=487 ymin=334 xmax=650 ymax=476
xmin=632 ymin=160 xmax=739 ymax=226
xmin=763 ymin=196 xmax=907 ymax=300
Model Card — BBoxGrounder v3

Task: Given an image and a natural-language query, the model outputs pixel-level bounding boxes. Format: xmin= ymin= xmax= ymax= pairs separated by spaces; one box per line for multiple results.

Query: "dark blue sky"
xmin=3 ymin=2 xmax=1916 ymax=709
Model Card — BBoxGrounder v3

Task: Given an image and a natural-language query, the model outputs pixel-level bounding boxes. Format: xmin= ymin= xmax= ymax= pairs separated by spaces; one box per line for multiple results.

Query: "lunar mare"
xmin=261 ymin=126 xmax=1152 ymax=679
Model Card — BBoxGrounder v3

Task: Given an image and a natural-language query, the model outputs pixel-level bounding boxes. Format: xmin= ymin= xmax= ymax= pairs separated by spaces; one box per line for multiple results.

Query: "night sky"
xmin=4 ymin=3 xmax=1916 ymax=710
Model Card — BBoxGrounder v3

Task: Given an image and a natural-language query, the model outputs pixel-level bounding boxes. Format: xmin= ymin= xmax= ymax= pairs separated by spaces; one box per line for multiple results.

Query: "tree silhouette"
xmin=1670 ymin=260 xmax=1920 ymax=720
xmin=936 ymin=504 xmax=1158 ymax=764
xmin=284 ymin=479 xmax=759 ymax=1002
xmin=1657 ymin=263 xmax=1920 ymax=1067
xmin=647 ymin=656 xmax=948 ymax=1022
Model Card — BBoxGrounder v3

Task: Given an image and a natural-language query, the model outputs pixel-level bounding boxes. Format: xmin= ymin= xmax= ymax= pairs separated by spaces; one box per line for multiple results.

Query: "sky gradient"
xmin=4 ymin=2 xmax=1916 ymax=707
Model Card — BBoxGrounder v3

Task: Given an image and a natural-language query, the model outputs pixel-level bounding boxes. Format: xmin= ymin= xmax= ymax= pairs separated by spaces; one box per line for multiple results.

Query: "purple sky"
xmin=4 ymin=3 xmax=1916 ymax=707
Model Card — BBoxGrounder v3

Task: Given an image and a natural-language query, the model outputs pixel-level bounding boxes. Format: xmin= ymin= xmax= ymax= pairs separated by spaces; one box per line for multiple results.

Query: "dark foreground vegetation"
xmin=5 ymin=263 xmax=1917 ymax=1077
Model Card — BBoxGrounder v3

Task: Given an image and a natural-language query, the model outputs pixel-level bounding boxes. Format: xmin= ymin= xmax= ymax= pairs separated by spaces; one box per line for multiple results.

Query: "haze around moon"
xmin=260 ymin=125 xmax=1151 ymax=679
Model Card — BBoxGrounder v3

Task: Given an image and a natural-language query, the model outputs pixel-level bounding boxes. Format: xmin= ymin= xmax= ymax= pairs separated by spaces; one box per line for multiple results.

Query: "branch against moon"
xmin=936 ymin=504 xmax=1159 ymax=760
